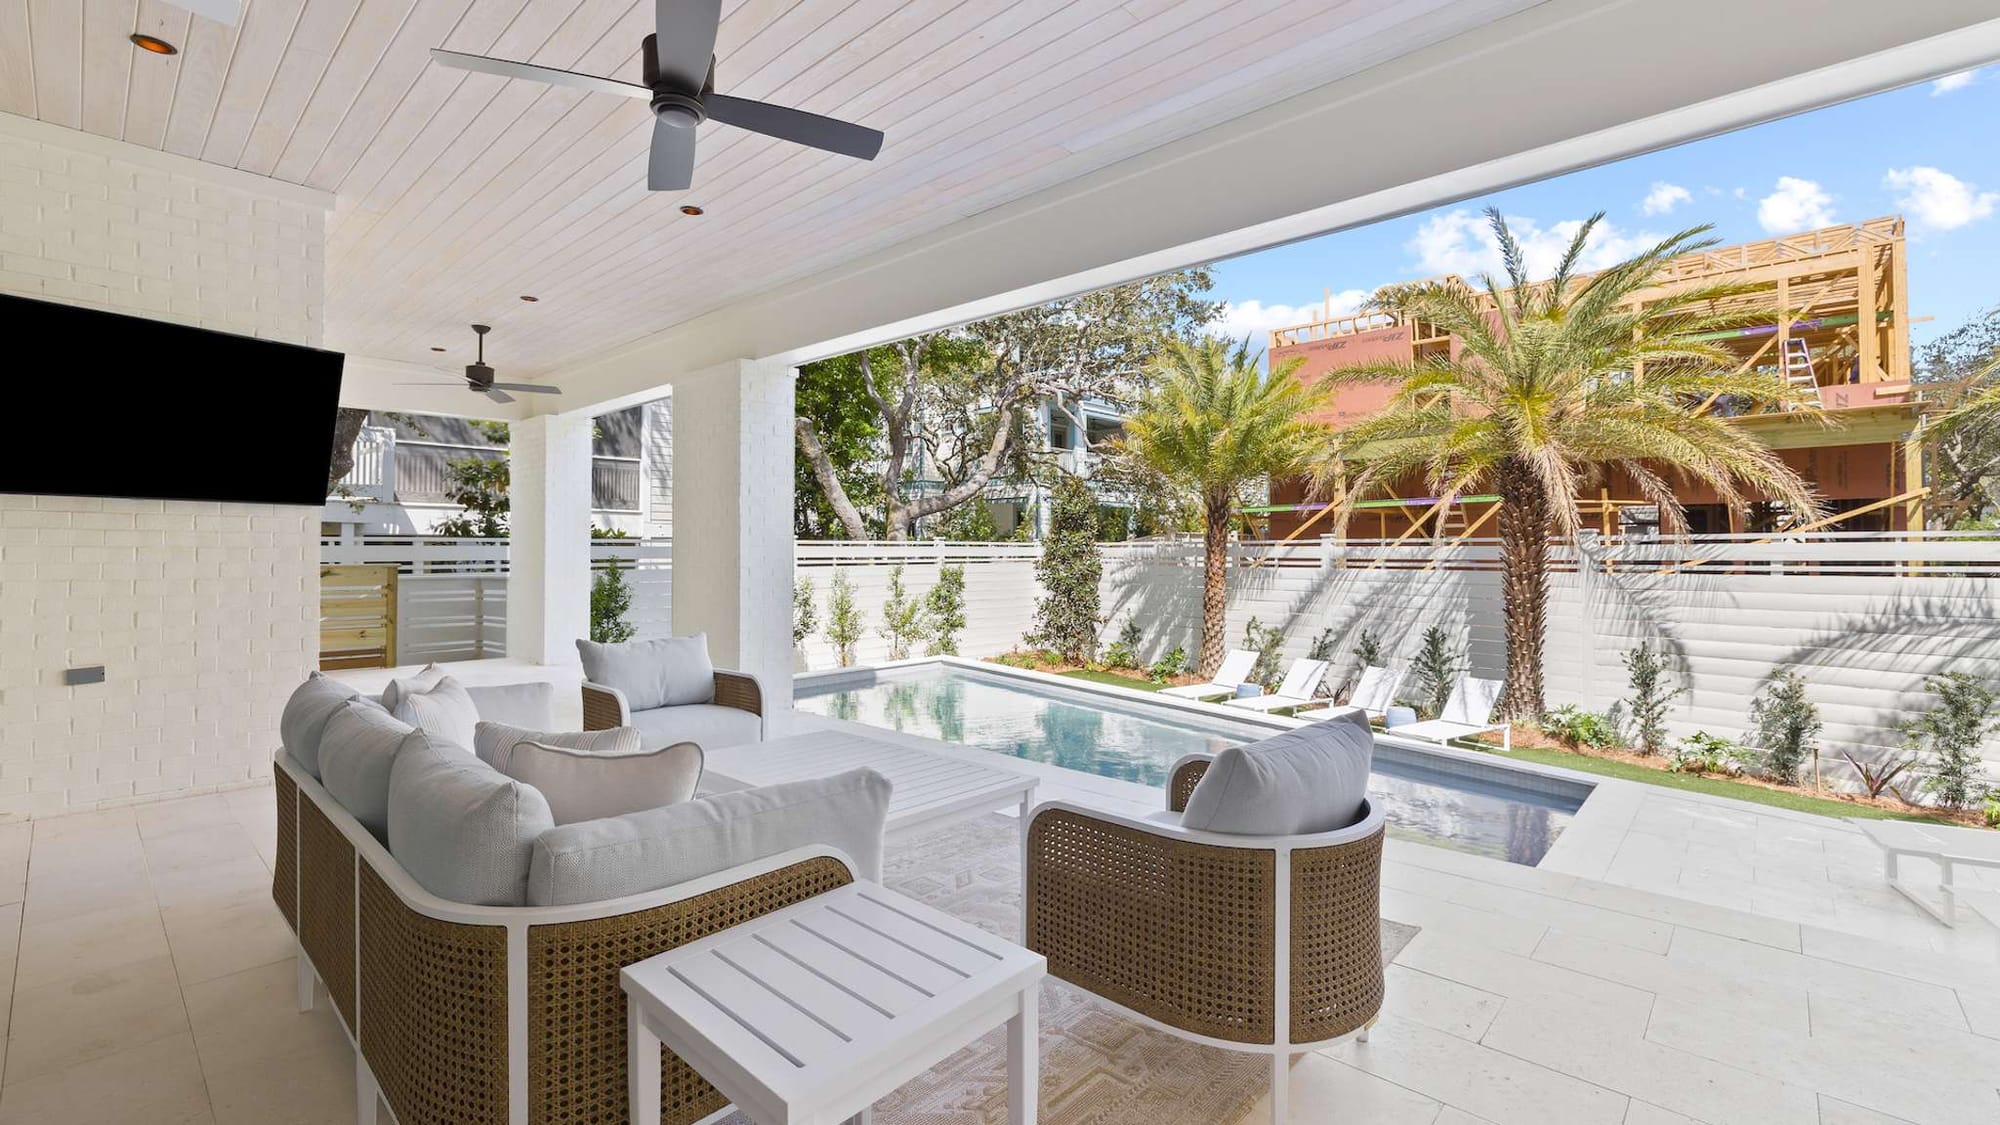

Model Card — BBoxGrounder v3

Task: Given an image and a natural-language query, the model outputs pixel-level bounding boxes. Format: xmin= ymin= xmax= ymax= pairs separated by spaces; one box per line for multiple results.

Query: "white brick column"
xmin=672 ymin=359 xmax=796 ymax=712
xmin=508 ymin=413 xmax=594 ymax=665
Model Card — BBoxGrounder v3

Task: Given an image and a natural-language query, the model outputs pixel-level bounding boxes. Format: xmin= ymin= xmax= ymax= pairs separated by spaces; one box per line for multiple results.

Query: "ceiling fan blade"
xmin=429 ymin=49 xmax=649 ymax=100
xmin=649 ymin=118 xmax=697 ymax=190
xmin=703 ymin=94 xmax=883 ymax=160
xmin=394 ymin=381 xmax=473 ymax=386
xmin=490 ymin=382 xmax=563 ymax=394
xmin=485 ymin=388 xmax=517 ymax=404
xmin=654 ymin=0 xmax=721 ymax=90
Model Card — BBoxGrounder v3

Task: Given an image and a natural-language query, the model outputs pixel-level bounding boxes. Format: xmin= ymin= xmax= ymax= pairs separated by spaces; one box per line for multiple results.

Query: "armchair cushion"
xmin=387 ymin=738 xmax=554 ymax=906
xmin=473 ymin=721 xmax=639 ymax=767
xmin=1179 ymin=710 xmax=1374 ymax=836
xmin=389 ymin=674 xmax=480 ymax=753
xmin=320 ymin=701 xmax=432 ymax=841
xmin=501 ymin=740 xmax=703 ymax=825
xmin=574 ymin=634 xmax=713 ymax=711
xmin=628 ymin=703 xmax=759 ymax=752
xmin=463 ymin=681 xmax=557 ymax=729
xmin=526 ymin=768 xmax=891 ymax=906
xmin=281 ymin=672 xmax=374 ymax=779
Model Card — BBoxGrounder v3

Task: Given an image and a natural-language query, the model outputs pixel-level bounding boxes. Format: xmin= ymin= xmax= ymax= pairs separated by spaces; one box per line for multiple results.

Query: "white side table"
xmin=622 ymin=880 xmax=1046 ymax=1125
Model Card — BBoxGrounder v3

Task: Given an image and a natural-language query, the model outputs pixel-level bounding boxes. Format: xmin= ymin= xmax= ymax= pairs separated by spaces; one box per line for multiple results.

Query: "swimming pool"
xmin=796 ymin=663 xmax=1588 ymax=865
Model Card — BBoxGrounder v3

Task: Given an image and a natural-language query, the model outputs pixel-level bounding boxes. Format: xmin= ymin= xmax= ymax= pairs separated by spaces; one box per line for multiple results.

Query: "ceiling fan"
xmin=401 ymin=325 xmax=562 ymax=405
xmin=428 ymin=0 xmax=884 ymax=191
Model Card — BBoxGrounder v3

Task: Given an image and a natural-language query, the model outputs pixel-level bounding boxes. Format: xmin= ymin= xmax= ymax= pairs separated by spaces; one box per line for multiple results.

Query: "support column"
xmin=672 ymin=359 xmax=796 ymax=712
xmin=509 ymin=413 xmax=594 ymax=665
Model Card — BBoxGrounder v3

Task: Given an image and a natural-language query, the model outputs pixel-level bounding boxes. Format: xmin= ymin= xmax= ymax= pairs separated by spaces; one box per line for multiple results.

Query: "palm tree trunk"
xmin=1199 ymin=492 xmax=1231 ymax=678
xmin=1495 ymin=461 xmax=1550 ymax=720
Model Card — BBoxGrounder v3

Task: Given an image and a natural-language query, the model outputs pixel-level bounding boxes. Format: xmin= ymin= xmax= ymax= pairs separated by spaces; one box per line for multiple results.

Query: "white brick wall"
xmin=0 ymin=115 xmax=330 ymax=818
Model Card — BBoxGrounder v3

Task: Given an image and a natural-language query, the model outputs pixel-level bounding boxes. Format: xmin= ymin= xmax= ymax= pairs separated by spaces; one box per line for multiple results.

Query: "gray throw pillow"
xmin=474 ymin=722 xmax=640 ymax=768
xmin=463 ymin=681 xmax=557 ymax=729
xmin=391 ymin=675 xmax=480 ymax=752
xmin=527 ymin=768 xmax=891 ymax=906
xmin=574 ymin=634 xmax=713 ymax=712
xmin=280 ymin=672 xmax=371 ymax=779
xmin=388 ymin=739 xmax=554 ymax=906
xmin=379 ymin=663 xmax=446 ymax=714
xmin=501 ymin=741 xmax=703 ymax=825
xmin=1179 ymin=710 xmax=1374 ymax=836
xmin=319 ymin=701 xmax=430 ymax=840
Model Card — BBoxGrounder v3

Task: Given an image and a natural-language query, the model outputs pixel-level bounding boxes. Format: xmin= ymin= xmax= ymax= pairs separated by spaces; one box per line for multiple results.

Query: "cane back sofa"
xmin=1023 ymin=717 xmax=1387 ymax=1125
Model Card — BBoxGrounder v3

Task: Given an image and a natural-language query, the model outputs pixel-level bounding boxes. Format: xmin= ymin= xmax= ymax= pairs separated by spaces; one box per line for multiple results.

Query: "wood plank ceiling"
xmin=0 ymin=0 xmax=1541 ymax=376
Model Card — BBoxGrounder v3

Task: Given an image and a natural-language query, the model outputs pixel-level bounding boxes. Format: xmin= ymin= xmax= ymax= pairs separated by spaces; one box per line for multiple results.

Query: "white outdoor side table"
xmin=621 ymin=879 xmax=1046 ymax=1125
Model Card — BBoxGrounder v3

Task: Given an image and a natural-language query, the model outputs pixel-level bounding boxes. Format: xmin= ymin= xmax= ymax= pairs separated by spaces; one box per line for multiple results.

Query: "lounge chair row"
xmin=1164 ymin=648 xmax=1511 ymax=751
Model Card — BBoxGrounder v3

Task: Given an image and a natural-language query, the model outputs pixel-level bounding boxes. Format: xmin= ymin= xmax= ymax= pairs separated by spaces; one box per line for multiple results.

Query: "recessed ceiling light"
xmin=130 ymin=33 xmax=178 ymax=56
xmin=430 ymin=346 xmax=446 ymax=352
xmin=679 ymin=204 xmax=705 ymax=216
xmin=519 ymin=294 xmax=539 ymax=302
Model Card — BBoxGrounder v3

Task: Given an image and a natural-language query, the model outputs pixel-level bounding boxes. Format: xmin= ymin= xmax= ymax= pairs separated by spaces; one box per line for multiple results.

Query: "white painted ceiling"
xmin=0 ymin=0 xmax=1543 ymax=376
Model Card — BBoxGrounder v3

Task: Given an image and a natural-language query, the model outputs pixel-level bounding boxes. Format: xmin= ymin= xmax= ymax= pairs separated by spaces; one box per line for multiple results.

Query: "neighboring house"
xmin=911 ymin=393 xmax=1135 ymax=539
xmin=325 ymin=399 xmax=673 ymax=538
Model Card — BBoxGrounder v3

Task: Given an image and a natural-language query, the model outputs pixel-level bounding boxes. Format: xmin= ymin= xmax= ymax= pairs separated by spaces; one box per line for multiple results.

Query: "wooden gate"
xmin=320 ymin=564 xmax=398 ymax=670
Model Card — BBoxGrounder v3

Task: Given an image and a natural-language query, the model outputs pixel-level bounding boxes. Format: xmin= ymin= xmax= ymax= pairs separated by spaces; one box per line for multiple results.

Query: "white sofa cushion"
xmin=502 ymin=740 xmax=703 ymax=825
xmin=320 ymin=701 xmax=432 ymax=840
xmin=379 ymin=663 xmax=446 ymax=713
xmin=575 ymin=635 xmax=713 ymax=711
xmin=463 ymin=681 xmax=557 ymax=730
xmin=526 ymin=768 xmax=892 ymax=907
xmin=387 ymin=738 xmax=554 ymax=906
xmin=391 ymin=674 xmax=480 ymax=752
xmin=473 ymin=721 xmax=640 ymax=768
xmin=628 ymin=703 xmax=759 ymax=752
xmin=1179 ymin=710 xmax=1374 ymax=836
xmin=281 ymin=672 xmax=373 ymax=779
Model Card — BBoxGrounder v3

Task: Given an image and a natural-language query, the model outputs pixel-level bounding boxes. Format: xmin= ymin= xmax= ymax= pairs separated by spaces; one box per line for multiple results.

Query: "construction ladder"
xmin=1781 ymin=338 xmax=1818 ymax=403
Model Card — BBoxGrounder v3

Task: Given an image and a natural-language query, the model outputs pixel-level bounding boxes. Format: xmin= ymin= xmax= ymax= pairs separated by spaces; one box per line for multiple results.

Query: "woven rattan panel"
xmin=272 ymin=769 xmax=298 ymax=933
xmin=297 ymin=798 xmax=356 ymax=1032
xmin=581 ymin=685 xmax=623 ymax=731
xmin=358 ymin=865 xmax=510 ymax=1124
xmin=712 ymin=671 xmax=761 ymax=716
xmin=1289 ymin=827 xmax=1387 ymax=1043
xmin=1027 ymin=809 xmax=1276 ymax=1044
xmin=526 ymin=857 xmax=852 ymax=1125
xmin=1167 ymin=758 xmax=1210 ymax=814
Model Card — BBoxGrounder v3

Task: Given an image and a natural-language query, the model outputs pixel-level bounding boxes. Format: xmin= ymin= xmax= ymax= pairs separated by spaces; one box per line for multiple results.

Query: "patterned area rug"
xmin=726 ymin=813 xmax=1419 ymax=1125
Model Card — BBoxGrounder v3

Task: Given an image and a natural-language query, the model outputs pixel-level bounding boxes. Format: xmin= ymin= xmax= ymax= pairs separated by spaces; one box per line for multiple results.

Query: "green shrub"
xmin=1542 ymin=704 xmax=1619 ymax=749
xmin=923 ymin=564 xmax=967 ymax=656
xmin=1902 ymin=671 xmax=2000 ymax=811
xmin=1985 ymin=793 xmax=2000 ymax=829
xmin=1242 ymin=616 xmax=1285 ymax=691
xmin=1747 ymin=669 xmax=1822 ymax=786
xmin=1148 ymin=646 xmax=1188 ymax=684
xmin=1620 ymin=643 xmax=1681 ymax=755
xmin=1406 ymin=626 xmax=1463 ymax=718
xmin=1353 ymin=629 xmax=1384 ymax=668
xmin=792 ymin=577 xmax=817 ymax=646
xmin=879 ymin=564 xmax=925 ymax=660
xmin=1671 ymin=731 xmax=1746 ymax=777
xmin=824 ymin=570 xmax=863 ymax=667
xmin=1027 ymin=475 xmax=1103 ymax=664
xmin=588 ymin=560 xmax=636 ymax=644
xmin=1102 ymin=618 xmax=1145 ymax=669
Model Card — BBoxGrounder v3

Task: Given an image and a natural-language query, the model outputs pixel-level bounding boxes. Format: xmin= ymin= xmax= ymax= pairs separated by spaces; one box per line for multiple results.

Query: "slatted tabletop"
xmin=705 ymin=730 xmax=1039 ymax=840
xmin=622 ymin=880 xmax=1045 ymax=1124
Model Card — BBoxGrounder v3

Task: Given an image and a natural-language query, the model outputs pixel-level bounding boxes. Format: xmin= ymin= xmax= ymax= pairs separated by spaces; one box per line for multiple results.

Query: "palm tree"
xmin=1313 ymin=209 xmax=1822 ymax=720
xmin=1119 ymin=337 xmax=1331 ymax=676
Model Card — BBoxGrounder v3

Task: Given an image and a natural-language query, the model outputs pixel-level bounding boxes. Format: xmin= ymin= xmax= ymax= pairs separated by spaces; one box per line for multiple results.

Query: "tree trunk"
xmin=1198 ymin=492 xmax=1231 ymax=678
xmin=794 ymin=418 xmax=871 ymax=539
xmin=326 ymin=408 xmax=370 ymax=494
xmin=1494 ymin=459 xmax=1550 ymax=720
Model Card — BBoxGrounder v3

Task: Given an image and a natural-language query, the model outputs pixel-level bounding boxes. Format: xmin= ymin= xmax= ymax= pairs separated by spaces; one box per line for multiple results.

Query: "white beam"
xmin=545 ymin=0 xmax=2000 ymax=413
xmin=507 ymin=414 xmax=593 ymax=666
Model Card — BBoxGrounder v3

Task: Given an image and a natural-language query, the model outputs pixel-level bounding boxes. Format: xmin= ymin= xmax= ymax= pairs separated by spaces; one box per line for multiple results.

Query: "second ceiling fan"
xmin=431 ymin=0 xmax=885 ymax=191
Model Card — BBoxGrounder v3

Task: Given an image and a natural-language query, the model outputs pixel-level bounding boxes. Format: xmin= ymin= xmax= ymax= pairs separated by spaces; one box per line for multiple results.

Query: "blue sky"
xmin=1206 ymin=67 xmax=2000 ymax=355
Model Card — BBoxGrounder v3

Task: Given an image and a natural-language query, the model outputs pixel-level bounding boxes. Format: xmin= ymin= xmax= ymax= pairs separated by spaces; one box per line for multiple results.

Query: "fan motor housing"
xmin=651 ymin=92 xmax=706 ymax=128
xmin=466 ymin=362 xmax=495 ymax=387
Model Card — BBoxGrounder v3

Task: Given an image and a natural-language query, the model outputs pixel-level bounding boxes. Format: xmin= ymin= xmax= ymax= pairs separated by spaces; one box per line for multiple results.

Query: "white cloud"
xmin=1640 ymin=181 xmax=1691 ymax=216
xmin=1931 ymin=69 xmax=1978 ymax=95
xmin=1405 ymin=210 xmax=1663 ymax=280
xmin=1884 ymin=165 xmax=1999 ymax=230
xmin=1209 ymin=292 xmax=1370 ymax=341
xmin=1756 ymin=177 xmax=1835 ymax=234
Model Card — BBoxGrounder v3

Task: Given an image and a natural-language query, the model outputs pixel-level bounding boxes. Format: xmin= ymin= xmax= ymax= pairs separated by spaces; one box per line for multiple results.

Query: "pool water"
xmin=796 ymin=665 xmax=1584 ymax=865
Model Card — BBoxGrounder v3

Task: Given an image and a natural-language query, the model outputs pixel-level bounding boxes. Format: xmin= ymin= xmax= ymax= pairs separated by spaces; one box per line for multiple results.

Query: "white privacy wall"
xmin=0 ymin=115 xmax=329 ymax=818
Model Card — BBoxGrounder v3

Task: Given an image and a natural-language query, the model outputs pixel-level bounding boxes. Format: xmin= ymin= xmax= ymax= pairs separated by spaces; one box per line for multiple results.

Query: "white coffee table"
xmin=705 ymin=730 xmax=1039 ymax=843
xmin=622 ymin=879 xmax=1046 ymax=1125
xmin=1850 ymin=818 xmax=2000 ymax=926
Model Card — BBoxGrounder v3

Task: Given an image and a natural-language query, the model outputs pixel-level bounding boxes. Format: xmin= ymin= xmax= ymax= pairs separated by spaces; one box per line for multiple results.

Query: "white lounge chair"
xmin=1226 ymin=658 xmax=1330 ymax=714
xmin=1392 ymin=675 xmax=1510 ymax=751
xmin=1306 ymin=664 xmax=1405 ymax=722
xmin=1159 ymin=648 xmax=1259 ymax=701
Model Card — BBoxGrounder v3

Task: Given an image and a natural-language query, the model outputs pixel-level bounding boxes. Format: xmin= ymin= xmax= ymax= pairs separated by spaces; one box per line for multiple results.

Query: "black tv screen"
xmin=0 ymin=293 xmax=345 ymax=506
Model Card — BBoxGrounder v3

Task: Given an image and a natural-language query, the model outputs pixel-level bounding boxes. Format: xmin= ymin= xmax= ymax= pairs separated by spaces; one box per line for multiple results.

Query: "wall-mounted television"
xmin=0 ymin=293 xmax=346 ymax=507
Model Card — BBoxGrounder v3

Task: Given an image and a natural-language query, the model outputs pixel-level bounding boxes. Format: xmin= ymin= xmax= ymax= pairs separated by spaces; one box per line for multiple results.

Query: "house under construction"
xmin=1261 ymin=215 xmax=1931 ymax=540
